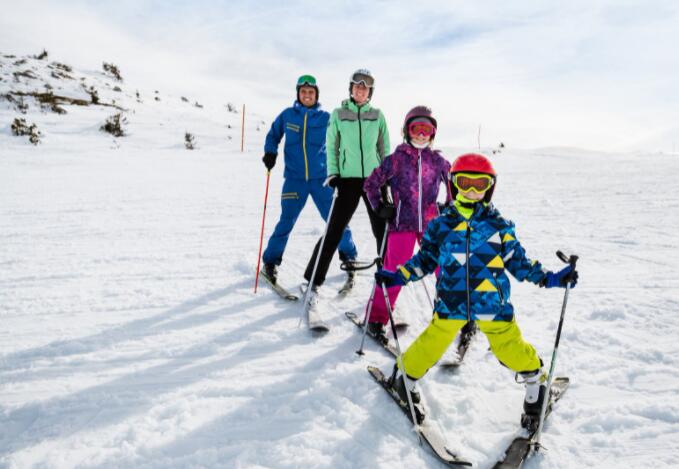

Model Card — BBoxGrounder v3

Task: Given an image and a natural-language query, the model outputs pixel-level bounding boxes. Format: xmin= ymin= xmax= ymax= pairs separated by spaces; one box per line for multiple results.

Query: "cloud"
xmin=2 ymin=0 xmax=678 ymax=151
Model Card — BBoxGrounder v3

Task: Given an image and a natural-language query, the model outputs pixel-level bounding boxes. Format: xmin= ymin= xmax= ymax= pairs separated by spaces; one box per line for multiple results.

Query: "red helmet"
xmin=449 ymin=153 xmax=497 ymax=203
xmin=450 ymin=153 xmax=496 ymax=176
xmin=403 ymin=105 xmax=437 ymax=143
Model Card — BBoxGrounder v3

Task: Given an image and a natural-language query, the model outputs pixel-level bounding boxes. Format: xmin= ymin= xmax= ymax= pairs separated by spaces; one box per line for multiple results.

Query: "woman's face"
xmin=351 ymin=83 xmax=370 ymax=104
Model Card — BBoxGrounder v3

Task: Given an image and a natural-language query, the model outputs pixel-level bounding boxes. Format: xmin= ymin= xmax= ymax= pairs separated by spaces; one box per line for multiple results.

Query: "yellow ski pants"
xmin=401 ymin=314 xmax=541 ymax=379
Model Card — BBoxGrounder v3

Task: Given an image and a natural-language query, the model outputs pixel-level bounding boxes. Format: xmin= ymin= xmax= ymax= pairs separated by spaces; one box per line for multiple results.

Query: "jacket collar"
xmin=395 ymin=143 xmax=434 ymax=158
xmin=294 ymin=101 xmax=320 ymax=112
xmin=444 ymin=199 xmax=489 ymax=221
xmin=341 ymin=99 xmax=371 ymax=112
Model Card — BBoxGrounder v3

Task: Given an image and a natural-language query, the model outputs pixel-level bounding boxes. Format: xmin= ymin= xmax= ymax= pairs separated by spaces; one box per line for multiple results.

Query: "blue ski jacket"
xmin=401 ymin=203 xmax=548 ymax=322
xmin=264 ymin=101 xmax=330 ymax=181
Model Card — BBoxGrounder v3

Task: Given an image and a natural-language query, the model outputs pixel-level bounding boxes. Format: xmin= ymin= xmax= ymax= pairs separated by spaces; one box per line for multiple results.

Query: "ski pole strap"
xmin=340 ymin=257 xmax=381 ymax=272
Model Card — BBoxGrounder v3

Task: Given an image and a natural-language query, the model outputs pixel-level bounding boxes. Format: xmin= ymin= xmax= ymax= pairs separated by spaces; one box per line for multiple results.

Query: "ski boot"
xmin=390 ymin=368 xmax=424 ymax=423
xmin=367 ymin=321 xmax=388 ymax=344
xmin=302 ymin=282 xmax=320 ymax=309
xmin=262 ymin=263 xmax=278 ymax=284
xmin=519 ymin=369 xmax=547 ymax=432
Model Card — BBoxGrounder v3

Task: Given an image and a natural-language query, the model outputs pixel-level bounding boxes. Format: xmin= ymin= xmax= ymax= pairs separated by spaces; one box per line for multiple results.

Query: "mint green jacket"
xmin=326 ymin=99 xmax=390 ymax=178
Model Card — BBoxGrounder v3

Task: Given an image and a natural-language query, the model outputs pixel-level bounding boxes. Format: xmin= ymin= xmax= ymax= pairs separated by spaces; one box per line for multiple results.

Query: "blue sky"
xmin=2 ymin=0 xmax=678 ymax=151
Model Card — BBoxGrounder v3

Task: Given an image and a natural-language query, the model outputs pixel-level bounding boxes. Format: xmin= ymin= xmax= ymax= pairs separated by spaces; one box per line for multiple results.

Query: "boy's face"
xmin=459 ymin=188 xmax=486 ymax=201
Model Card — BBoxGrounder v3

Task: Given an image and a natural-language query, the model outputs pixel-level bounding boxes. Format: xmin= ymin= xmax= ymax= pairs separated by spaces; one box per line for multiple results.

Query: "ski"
xmin=259 ymin=269 xmax=299 ymax=301
xmin=439 ymin=321 xmax=478 ymax=368
xmin=492 ymin=377 xmax=570 ymax=469
xmin=307 ymin=307 xmax=329 ymax=333
xmin=345 ymin=311 xmax=402 ymax=356
xmin=368 ymin=366 xmax=472 ymax=467
xmin=300 ymin=284 xmax=329 ymax=333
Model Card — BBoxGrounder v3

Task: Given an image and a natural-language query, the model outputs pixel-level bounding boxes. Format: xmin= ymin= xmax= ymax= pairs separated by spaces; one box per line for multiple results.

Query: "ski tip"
xmin=309 ymin=325 xmax=330 ymax=334
xmin=367 ymin=365 xmax=385 ymax=380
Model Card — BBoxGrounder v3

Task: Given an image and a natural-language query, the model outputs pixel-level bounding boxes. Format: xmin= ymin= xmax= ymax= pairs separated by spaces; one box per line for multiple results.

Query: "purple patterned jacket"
xmin=364 ymin=143 xmax=451 ymax=233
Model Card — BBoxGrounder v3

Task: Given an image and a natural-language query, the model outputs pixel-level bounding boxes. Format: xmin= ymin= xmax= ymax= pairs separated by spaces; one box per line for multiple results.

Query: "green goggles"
xmin=297 ymin=74 xmax=317 ymax=87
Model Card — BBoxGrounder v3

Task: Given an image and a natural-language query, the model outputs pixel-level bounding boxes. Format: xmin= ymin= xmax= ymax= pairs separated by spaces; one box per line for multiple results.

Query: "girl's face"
xmin=408 ymin=120 xmax=435 ymax=148
xmin=459 ymin=188 xmax=486 ymax=201
xmin=410 ymin=133 xmax=431 ymax=147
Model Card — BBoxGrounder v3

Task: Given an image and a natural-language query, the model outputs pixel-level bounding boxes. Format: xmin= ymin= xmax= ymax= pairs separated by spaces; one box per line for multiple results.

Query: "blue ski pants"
xmin=263 ymin=177 xmax=357 ymax=266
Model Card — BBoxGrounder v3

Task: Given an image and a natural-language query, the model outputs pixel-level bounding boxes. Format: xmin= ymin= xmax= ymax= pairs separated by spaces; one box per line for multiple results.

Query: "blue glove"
xmin=375 ymin=268 xmax=407 ymax=287
xmin=541 ymin=265 xmax=578 ymax=288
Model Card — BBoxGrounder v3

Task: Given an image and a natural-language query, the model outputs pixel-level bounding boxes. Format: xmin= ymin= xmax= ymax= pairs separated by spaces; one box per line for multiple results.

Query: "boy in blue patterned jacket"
xmin=375 ymin=153 xmax=578 ymax=428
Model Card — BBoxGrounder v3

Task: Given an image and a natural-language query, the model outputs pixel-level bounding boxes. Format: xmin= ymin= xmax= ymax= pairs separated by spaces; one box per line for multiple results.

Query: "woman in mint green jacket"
xmin=303 ymin=69 xmax=391 ymax=300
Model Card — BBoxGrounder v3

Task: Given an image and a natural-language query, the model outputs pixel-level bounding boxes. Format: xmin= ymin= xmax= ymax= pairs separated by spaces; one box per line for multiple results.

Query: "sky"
xmin=2 ymin=0 xmax=679 ymax=152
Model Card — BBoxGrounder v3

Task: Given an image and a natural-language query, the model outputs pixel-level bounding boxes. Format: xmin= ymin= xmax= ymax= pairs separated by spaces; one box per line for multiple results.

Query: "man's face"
xmin=351 ymin=83 xmax=370 ymax=105
xmin=299 ymin=86 xmax=317 ymax=107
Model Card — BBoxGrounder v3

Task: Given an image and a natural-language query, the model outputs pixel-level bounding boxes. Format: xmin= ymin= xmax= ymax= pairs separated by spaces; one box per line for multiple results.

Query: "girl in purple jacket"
xmin=363 ymin=106 xmax=451 ymax=336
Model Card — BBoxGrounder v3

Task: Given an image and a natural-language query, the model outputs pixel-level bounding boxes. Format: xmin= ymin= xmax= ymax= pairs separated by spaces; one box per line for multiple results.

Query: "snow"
xmin=2 ymin=54 xmax=679 ymax=468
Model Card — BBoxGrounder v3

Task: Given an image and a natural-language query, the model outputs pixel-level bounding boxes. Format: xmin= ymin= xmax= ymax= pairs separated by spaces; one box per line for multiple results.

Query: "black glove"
xmin=262 ymin=152 xmax=277 ymax=170
xmin=324 ymin=174 xmax=339 ymax=188
xmin=376 ymin=202 xmax=396 ymax=220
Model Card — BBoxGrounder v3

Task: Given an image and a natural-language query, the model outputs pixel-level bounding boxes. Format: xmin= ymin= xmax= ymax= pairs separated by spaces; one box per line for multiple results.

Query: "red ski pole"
xmin=254 ymin=170 xmax=271 ymax=293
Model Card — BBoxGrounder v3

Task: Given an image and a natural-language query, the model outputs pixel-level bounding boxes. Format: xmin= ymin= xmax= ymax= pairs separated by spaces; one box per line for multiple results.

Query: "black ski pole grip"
xmin=556 ymin=250 xmax=578 ymax=268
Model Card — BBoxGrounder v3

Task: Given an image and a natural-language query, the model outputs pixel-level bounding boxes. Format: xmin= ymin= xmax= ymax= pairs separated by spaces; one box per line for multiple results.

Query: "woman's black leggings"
xmin=304 ymin=178 xmax=386 ymax=286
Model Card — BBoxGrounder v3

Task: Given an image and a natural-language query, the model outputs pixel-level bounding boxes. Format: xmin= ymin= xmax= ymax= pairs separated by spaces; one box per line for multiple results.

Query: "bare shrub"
xmin=100 ymin=113 xmax=127 ymax=137
xmin=102 ymin=62 xmax=123 ymax=81
xmin=11 ymin=117 xmax=41 ymax=145
xmin=185 ymin=132 xmax=196 ymax=150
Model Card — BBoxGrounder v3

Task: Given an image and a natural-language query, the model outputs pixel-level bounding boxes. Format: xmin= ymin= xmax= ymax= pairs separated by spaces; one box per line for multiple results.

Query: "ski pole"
xmin=356 ymin=221 xmax=390 ymax=355
xmin=380 ymin=270 xmax=422 ymax=444
xmin=420 ymin=277 xmax=434 ymax=310
xmin=532 ymin=250 xmax=578 ymax=451
xmin=299 ymin=189 xmax=338 ymax=326
xmin=254 ymin=170 xmax=271 ymax=294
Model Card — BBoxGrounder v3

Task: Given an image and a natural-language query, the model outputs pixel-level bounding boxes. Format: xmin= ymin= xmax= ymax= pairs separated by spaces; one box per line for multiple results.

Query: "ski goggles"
xmin=297 ymin=74 xmax=317 ymax=87
xmin=408 ymin=121 xmax=436 ymax=137
xmin=350 ymin=71 xmax=374 ymax=87
xmin=452 ymin=172 xmax=494 ymax=193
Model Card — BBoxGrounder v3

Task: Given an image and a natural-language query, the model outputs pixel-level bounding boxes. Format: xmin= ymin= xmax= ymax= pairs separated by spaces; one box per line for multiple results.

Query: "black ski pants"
xmin=304 ymin=178 xmax=386 ymax=286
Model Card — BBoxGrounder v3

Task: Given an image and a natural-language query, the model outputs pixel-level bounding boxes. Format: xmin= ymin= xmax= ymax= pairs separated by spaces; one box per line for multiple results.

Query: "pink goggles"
xmin=408 ymin=121 xmax=436 ymax=137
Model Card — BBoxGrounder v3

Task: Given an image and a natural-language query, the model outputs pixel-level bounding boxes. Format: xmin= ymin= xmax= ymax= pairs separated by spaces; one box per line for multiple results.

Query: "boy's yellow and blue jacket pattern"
xmin=401 ymin=202 xmax=547 ymax=322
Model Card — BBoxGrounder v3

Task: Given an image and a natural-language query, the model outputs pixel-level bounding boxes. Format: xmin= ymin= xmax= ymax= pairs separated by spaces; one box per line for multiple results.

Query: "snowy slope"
xmin=2 ymin=54 xmax=679 ymax=468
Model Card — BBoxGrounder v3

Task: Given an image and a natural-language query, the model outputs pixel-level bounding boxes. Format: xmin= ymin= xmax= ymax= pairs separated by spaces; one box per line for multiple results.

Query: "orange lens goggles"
xmin=453 ymin=173 xmax=494 ymax=193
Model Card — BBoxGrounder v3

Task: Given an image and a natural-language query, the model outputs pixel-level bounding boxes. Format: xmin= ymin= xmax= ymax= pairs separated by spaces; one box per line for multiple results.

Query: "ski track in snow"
xmin=2 ymin=57 xmax=679 ymax=469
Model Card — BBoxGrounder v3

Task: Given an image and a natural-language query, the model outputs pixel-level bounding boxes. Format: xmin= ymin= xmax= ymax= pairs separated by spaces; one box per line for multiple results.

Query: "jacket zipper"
xmin=465 ymin=225 xmax=472 ymax=322
xmin=302 ymin=112 xmax=309 ymax=181
xmin=358 ymin=106 xmax=365 ymax=178
xmin=418 ymin=149 xmax=423 ymax=232
xmin=395 ymin=200 xmax=402 ymax=228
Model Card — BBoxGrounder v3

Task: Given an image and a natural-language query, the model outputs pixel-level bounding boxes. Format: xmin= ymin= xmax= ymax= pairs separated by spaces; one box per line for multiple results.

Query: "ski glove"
xmin=541 ymin=265 xmax=578 ymax=289
xmin=324 ymin=174 xmax=339 ymax=189
xmin=376 ymin=202 xmax=396 ymax=220
xmin=375 ymin=266 xmax=409 ymax=287
xmin=262 ymin=152 xmax=277 ymax=170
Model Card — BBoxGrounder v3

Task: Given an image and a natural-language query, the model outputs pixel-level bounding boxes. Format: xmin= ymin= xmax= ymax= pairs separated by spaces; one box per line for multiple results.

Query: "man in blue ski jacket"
xmin=260 ymin=74 xmax=357 ymax=285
